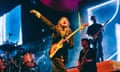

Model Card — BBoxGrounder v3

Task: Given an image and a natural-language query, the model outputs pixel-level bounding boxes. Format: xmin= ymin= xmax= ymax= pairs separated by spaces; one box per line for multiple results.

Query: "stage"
xmin=67 ymin=60 xmax=120 ymax=72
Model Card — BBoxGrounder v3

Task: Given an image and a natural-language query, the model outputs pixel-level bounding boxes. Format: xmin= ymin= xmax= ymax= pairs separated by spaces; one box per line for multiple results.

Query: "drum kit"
xmin=0 ymin=42 xmax=36 ymax=72
xmin=0 ymin=33 xmax=53 ymax=72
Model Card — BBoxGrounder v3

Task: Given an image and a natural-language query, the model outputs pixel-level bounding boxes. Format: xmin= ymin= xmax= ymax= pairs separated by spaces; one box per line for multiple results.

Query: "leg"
xmin=93 ymin=39 xmax=100 ymax=62
xmin=52 ymin=57 xmax=67 ymax=72
xmin=98 ymin=35 xmax=104 ymax=62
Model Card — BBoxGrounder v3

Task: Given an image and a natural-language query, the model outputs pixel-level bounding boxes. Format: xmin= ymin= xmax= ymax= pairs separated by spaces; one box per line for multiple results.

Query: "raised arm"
xmin=30 ymin=9 xmax=56 ymax=30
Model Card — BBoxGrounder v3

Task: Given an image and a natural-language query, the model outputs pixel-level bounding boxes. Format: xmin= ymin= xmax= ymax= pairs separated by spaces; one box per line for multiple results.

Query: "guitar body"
xmin=80 ymin=49 xmax=89 ymax=72
xmin=49 ymin=39 xmax=64 ymax=58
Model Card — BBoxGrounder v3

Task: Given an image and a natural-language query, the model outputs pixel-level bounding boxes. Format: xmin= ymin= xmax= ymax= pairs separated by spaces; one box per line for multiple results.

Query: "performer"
xmin=30 ymin=10 xmax=74 ymax=72
xmin=87 ymin=16 xmax=104 ymax=62
xmin=78 ymin=38 xmax=97 ymax=72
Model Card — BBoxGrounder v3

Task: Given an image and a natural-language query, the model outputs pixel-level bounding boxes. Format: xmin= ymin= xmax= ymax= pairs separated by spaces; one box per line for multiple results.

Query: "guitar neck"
xmin=66 ymin=27 xmax=80 ymax=40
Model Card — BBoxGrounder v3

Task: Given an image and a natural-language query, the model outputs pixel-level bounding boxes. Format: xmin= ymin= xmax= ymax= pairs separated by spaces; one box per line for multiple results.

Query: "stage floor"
xmin=67 ymin=60 xmax=120 ymax=72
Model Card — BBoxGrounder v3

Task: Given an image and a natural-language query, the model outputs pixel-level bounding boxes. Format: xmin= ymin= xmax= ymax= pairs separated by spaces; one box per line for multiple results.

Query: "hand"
xmin=82 ymin=57 xmax=87 ymax=64
xmin=63 ymin=37 xmax=70 ymax=43
xmin=30 ymin=9 xmax=41 ymax=18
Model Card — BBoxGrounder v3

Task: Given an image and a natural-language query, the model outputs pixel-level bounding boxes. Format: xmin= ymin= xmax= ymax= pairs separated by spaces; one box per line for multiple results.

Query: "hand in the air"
xmin=30 ymin=9 xmax=41 ymax=18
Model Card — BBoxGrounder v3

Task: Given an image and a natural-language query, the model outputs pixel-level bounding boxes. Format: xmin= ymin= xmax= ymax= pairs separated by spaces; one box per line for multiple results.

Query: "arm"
xmin=84 ymin=58 xmax=93 ymax=62
xmin=30 ymin=9 xmax=56 ymax=30
xmin=81 ymin=56 xmax=91 ymax=63
xmin=0 ymin=0 xmax=20 ymax=16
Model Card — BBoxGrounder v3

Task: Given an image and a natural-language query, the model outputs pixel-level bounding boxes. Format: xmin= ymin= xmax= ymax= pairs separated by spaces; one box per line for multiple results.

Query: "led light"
xmin=116 ymin=24 xmax=120 ymax=61
xmin=42 ymin=29 xmax=45 ymax=32
xmin=106 ymin=52 xmax=117 ymax=60
xmin=0 ymin=15 xmax=6 ymax=45
xmin=18 ymin=26 xmax=22 ymax=45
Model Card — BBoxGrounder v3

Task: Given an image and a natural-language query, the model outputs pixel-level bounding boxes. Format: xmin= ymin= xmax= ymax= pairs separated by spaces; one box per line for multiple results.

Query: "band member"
xmin=30 ymin=10 xmax=74 ymax=72
xmin=78 ymin=38 xmax=97 ymax=72
xmin=87 ymin=16 xmax=104 ymax=62
xmin=21 ymin=52 xmax=35 ymax=72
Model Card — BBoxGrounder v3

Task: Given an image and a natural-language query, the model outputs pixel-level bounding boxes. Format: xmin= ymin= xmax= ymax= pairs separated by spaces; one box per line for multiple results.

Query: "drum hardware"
xmin=0 ymin=41 xmax=37 ymax=72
